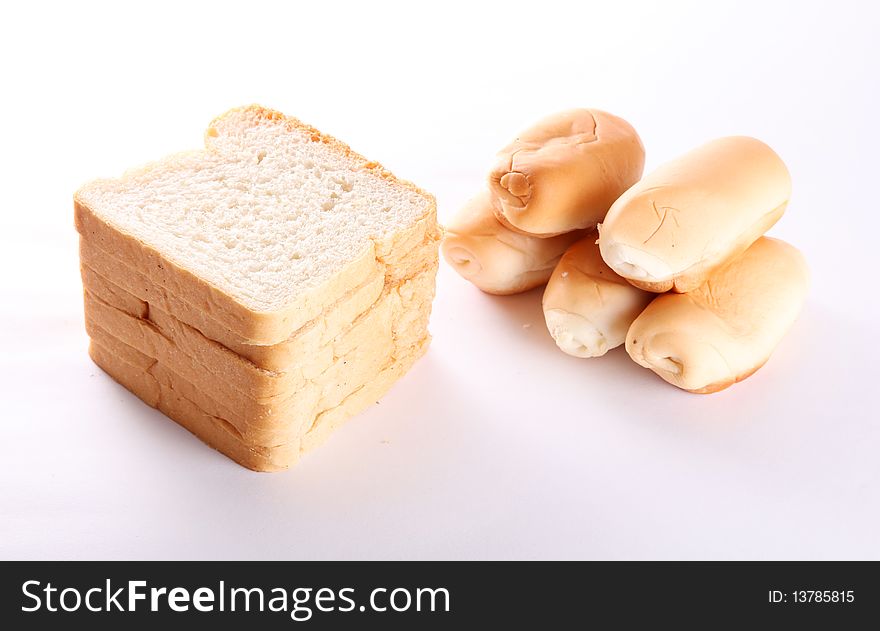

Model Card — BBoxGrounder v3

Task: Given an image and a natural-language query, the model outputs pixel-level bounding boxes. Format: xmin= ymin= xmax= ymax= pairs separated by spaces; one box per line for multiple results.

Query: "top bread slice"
xmin=75 ymin=105 xmax=437 ymax=345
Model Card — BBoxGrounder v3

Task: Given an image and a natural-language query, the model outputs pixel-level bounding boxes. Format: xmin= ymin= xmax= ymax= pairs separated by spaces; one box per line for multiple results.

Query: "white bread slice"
xmin=89 ymin=337 xmax=428 ymax=472
xmin=441 ymin=189 xmax=586 ymax=295
xmin=625 ymin=237 xmax=809 ymax=393
xmin=83 ymin=265 xmax=435 ymax=410
xmin=75 ymin=105 xmax=437 ymax=345
xmin=599 ymin=136 xmax=790 ymax=293
xmin=542 ymin=232 xmax=653 ymax=357
xmin=80 ymin=232 xmax=438 ymax=371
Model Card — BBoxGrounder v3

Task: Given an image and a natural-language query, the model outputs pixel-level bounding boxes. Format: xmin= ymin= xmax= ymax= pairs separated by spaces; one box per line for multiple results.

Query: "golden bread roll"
xmin=442 ymin=189 xmax=585 ymax=295
xmin=599 ymin=136 xmax=791 ymax=293
xmin=543 ymin=233 xmax=653 ymax=357
xmin=625 ymin=237 xmax=809 ymax=393
xmin=488 ymin=109 xmax=645 ymax=237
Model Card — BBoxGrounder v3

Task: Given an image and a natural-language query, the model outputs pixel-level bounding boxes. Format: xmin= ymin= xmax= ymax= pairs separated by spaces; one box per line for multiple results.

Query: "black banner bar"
xmin=1 ymin=562 xmax=877 ymax=628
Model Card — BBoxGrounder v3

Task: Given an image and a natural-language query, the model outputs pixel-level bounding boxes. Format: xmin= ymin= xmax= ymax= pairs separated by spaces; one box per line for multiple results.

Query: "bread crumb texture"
xmin=76 ymin=105 xmax=433 ymax=311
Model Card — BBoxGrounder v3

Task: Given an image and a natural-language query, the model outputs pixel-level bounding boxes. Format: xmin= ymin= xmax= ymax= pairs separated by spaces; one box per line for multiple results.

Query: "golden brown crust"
xmin=88 ymin=308 xmax=432 ymax=446
xmin=80 ymin=230 xmax=439 ymax=371
xmin=89 ymin=337 xmax=429 ymax=472
xmin=88 ymin=341 xmax=294 ymax=472
xmin=83 ymin=262 xmax=437 ymax=409
xmin=687 ymin=359 xmax=768 ymax=394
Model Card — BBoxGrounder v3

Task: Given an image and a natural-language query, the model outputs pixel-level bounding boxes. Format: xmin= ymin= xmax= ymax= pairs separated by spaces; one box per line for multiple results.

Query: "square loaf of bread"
xmin=74 ymin=105 xmax=439 ymax=471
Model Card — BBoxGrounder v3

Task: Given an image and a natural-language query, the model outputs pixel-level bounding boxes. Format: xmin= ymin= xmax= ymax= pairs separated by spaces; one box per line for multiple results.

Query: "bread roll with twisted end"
xmin=442 ymin=189 xmax=585 ymax=295
xmin=543 ymin=233 xmax=654 ymax=357
xmin=599 ymin=136 xmax=791 ymax=293
xmin=626 ymin=237 xmax=808 ymax=393
xmin=488 ymin=109 xmax=645 ymax=238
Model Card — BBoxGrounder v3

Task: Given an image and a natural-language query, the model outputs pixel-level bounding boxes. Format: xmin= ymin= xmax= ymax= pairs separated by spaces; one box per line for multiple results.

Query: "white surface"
xmin=1 ymin=0 xmax=878 ymax=560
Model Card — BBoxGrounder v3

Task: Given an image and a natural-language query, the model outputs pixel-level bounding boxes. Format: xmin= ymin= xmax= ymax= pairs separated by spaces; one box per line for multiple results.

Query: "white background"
xmin=1 ymin=0 xmax=878 ymax=560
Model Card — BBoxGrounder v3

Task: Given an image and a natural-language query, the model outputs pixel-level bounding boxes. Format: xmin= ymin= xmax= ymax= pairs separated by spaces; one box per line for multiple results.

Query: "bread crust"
xmin=89 ymin=341 xmax=293 ymax=472
xmin=687 ymin=359 xmax=769 ymax=395
xmin=83 ymin=264 xmax=436 ymax=409
xmin=80 ymin=231 xmax=438 ymax=370
xmin=89 ymin=337 xmax=429 ymax=472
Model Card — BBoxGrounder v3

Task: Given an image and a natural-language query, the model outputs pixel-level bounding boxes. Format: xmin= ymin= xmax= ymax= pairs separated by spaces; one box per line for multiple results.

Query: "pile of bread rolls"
xmin=442 ymin=109 xmax=808 ymax=394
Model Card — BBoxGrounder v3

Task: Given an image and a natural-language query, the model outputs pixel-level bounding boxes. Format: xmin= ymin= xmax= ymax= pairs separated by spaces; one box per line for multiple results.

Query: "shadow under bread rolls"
xmin=625 ymin=237 xmax=809 ymax=394
xmin=599 ymin=136 xmax=791 ymax=293
xmin=441 ymin=189 xmax=585 ymax=295
xmin=543 ymin=232 xmax=653 ymax=357
xmin=488 ymin=109 xmax=645 ymax=238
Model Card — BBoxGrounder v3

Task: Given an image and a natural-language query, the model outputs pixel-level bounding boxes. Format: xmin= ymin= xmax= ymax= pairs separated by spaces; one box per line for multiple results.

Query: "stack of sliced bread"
xmin=75 ymin=106 xmax=439 ymax=471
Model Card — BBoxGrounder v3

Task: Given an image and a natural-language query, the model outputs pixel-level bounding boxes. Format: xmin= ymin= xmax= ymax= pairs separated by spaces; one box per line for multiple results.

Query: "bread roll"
xmin=599 ymin=136 xmax=791 ymax=293
xmin=543 ymin=233 xmax=653 ymax=357
xmin=488 ymin=109 xmax=645 ymax=238
xmin=441 ymin=189 xmax=585 ymax=295
xmin=625 ymin=237 xmax=808 ymax=393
